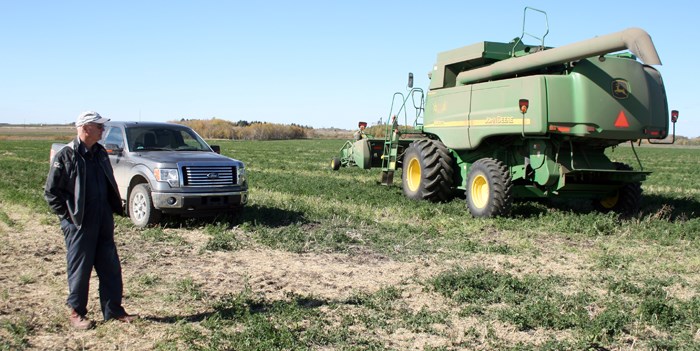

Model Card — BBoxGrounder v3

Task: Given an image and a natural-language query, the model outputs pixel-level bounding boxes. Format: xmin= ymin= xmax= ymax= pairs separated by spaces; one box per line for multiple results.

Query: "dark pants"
xmin=61 ymin=202 xmax=126 ymax=320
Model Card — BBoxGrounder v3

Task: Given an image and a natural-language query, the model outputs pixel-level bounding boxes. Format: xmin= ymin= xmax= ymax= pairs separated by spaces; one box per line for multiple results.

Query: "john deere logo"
xmin=207 ymin=173 xmax=219 ymax=179
xmin=612 ymin=79 xmax=629 ymax=99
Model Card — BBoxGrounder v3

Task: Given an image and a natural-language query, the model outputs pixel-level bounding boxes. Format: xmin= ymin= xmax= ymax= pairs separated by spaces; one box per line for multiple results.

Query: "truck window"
xmin=180 ymin=130 xmax=203 ymax=149
xmin=103 ymin=127 xmax=125 ymax=149
xmin=126 ymin=126 xmax=209 ymax=151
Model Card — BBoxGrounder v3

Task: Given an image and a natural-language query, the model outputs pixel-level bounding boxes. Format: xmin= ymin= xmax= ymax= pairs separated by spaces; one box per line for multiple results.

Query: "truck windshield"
xmin=125 ymin=126 xmax=210 ymax=151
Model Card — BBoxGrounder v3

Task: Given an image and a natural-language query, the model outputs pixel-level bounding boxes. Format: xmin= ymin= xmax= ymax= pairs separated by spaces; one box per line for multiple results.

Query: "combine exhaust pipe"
xmin=456 ymin=27 xmax=661 ymax=85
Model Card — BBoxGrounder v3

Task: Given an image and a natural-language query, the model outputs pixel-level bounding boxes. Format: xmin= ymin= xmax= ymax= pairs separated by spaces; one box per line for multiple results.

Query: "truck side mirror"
xmin=105 ymin=144 xmax=123 ymax=155
xmin=210 ymin=145 xmax=221 ymax=154
xmin=408 ymin=72 xmax=414 ymax=88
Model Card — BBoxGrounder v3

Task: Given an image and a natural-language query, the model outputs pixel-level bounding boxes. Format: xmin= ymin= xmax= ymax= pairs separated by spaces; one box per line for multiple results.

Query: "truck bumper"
xmin=151 ymin=191 xmax=248 ymax=213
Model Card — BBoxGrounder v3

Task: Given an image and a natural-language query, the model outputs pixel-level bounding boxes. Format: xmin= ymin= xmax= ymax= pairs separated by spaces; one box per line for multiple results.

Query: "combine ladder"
xmin=380 ymin=116 xmax=400 ymax=185
xmin=380 ymin=86 xmax=426 ymax=185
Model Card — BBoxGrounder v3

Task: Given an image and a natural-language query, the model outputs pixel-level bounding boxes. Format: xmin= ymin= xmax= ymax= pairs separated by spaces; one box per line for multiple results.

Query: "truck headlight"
xmin=154 ymin=168 xmax=180 ymax=187
xmin=237 ymin=166 xmax=247 ymax=186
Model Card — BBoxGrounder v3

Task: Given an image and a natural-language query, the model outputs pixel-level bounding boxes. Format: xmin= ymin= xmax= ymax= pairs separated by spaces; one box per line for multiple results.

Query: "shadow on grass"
xmin=143 ymin=295 xmax=327 ymax=324
xmin=234 ymin=204 xmax=309 ymax=227
xmin=511 ymin=194 xmax=700 ymax=220
xmin=510 ymin=200 xmax=550 ymax=218
xmin=158 ymin=203 xmax=308 ymax=229
xmin=641 ymin=194 xmax=700 ymax=219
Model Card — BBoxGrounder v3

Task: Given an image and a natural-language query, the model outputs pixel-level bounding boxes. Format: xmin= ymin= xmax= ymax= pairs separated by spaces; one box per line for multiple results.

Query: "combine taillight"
xmin=548 ymin=125 xmax=571 ymax=132
xmin=644 ymin=128 xmax=661 ymax=136
xmin=519 ymin=99 xmax=529 ymax=113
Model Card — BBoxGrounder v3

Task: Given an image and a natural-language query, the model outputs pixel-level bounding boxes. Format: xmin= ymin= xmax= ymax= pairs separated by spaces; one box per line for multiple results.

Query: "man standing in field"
xmin=44 ymin=111 xmax=137 ymax=329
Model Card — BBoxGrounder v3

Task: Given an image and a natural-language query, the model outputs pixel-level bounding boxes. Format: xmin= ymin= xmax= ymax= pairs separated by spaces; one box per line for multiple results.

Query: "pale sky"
xmin=1 ymin=1 xmax=696 ymax=137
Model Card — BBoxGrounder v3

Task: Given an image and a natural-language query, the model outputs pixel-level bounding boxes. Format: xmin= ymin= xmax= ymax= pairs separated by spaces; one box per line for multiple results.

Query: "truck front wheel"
xmin=129 ymin=183 xmax=162 ymax=228
xmin=466 ymin=158 xmax=513 ymax=217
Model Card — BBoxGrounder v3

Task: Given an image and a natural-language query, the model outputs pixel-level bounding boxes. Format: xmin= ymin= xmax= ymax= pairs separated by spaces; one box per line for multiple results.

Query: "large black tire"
xmin=401 ymin=139 xmax=454 ymax=202
xmin=593 ymin=162 xmax=642 ymax=216
xmin=330 ymin=157 xmax=341 ymax=171
xmin=466 ymin=158 xmax=513 ymax=218
xmin=128 ymin=183 xmax=162 ymax=228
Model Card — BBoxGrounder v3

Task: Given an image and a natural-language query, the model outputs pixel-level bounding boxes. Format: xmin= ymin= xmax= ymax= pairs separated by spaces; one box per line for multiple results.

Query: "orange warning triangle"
xmin=614 ymin=111 xmax=629 ymax=128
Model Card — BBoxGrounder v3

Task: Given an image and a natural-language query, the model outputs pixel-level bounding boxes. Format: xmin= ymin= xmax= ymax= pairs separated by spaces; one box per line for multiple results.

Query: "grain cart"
xmin=333 ymin=8 xmax=679 ymax=217
xmin=330 ymin=115 xmax=422 ymax=175
xmin=330 ymin=122 xmax=384 ymax=171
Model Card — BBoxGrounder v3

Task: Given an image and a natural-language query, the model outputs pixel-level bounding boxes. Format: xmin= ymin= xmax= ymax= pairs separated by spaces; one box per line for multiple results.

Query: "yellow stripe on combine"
xmin=425 ymin=117 xmax=531 ymax=128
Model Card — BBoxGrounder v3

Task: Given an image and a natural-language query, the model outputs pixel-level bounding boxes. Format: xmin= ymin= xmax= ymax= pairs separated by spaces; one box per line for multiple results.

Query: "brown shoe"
xmin=115 ymin=313 xmax=139 ymax=323
xmin=69 ymin=309 xmax=95 ymax=330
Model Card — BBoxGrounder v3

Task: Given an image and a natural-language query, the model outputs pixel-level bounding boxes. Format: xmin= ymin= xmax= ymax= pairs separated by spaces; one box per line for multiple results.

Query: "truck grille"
xmin=182 ymin=166 xmax=237 ymax=187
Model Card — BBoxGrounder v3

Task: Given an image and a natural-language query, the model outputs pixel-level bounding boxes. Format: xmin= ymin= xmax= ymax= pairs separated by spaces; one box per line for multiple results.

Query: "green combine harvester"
xmin=332 ymin=8 xmax=679 ymax=218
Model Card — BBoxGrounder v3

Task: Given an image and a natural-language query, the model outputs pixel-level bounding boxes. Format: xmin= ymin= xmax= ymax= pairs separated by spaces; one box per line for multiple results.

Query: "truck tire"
xmin=593 ymin=162 xmax=642 ymax=216
xmin=402 ymin=139 xmax=454 ymax=202
xmin=129 ymin=183 xmax=162 ymax=228
xmin=466 ymin=158 xmax=513 ymax=217
xmin=331 ymin=157 xmax=342 ymax=171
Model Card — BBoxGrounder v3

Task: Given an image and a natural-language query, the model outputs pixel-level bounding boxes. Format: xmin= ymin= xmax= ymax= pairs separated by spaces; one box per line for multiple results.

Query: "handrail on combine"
xmin=385 ymin=92 xmax=405 ymax=137
xmin=511 ymin=7 xmax=549 ymax=57
xmin=378 ymin=81 xmax=426 ymax=186
xmin=385 ymin=87 xmax=425 ymax=137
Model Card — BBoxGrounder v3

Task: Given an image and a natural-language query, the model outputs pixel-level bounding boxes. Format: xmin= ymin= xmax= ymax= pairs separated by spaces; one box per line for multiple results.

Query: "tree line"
xmin=175 ymin=118 xmax=315 ymax=140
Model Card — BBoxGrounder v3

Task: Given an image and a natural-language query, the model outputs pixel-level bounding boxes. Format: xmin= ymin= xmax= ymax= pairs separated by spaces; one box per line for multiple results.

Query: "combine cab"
xmin=332 ymin=8 xmax=678 ymax=217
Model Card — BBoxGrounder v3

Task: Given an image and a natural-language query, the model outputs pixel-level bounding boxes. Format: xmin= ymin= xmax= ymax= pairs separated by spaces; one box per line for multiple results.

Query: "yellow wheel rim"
xmin=471 ymin=174 xmax=489 ymax=209
xmin=406 ymin=157 xmax=421 ymax=192
xmin=330 ymin=159 xmax=335 ymax=168
xmin=599 ymin=192 xmax=619 ymax=209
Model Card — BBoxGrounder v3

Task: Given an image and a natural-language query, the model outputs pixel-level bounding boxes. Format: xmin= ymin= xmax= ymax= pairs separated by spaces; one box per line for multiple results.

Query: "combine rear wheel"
xmin=401 ymin=140 xmax=454 ymax=202
xmin=593 ymin=162 xmax=642 ymax=216
xmin=466 ymin=158 xmax=513 ymax=217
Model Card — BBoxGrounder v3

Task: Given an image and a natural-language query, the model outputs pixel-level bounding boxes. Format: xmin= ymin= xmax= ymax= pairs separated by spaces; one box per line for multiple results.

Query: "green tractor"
xmin=332 ymin=8 xmax=678 ymax=217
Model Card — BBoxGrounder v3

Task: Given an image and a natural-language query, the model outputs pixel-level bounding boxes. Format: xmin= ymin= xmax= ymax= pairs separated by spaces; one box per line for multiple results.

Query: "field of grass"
xmin=1 ymin=137 xmax=699 ymax=350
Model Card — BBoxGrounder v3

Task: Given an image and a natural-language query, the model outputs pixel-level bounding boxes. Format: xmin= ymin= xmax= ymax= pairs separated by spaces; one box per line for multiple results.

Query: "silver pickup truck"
xmin=50 ymin=121 xmax=248 ymax=227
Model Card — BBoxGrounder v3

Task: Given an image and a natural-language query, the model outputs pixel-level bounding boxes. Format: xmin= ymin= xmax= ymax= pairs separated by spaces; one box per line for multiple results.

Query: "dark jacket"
xmin=44 ymin=138 xmax=124 ymax=229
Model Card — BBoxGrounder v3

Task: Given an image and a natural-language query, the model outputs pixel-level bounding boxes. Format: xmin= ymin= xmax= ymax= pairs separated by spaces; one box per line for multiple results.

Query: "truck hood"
xmin=129 ymin=151 xmax=243 ymax=165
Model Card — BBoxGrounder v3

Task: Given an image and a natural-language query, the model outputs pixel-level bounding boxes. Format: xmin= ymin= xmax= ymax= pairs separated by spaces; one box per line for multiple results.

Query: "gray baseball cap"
xmin=76 ymin=111 xmax=110 ymax=127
